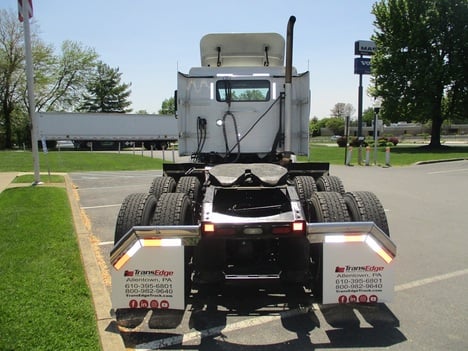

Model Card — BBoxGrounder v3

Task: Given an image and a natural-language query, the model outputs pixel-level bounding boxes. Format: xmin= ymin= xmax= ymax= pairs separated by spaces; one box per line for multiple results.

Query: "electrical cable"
xmin=227 ymin=96 xmax=282 ymax=155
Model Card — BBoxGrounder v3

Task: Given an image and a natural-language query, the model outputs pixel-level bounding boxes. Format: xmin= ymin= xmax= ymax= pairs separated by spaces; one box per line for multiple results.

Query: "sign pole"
xmin=357 ymin=67 xmax=363 ymax=164
xmin=20 ymin=0 xmax=41 ymax=185
xmin=354 ymin=40 xmax=376 ymax=166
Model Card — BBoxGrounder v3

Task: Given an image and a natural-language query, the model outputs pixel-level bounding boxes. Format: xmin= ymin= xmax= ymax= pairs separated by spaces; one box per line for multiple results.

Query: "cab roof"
xmin=200 ymin=33 xmax=285 ymax=67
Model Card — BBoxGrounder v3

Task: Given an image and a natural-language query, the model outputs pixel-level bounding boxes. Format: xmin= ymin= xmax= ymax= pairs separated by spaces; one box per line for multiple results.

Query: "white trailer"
xmin=36 ymin=112 xmax=178 ymax=149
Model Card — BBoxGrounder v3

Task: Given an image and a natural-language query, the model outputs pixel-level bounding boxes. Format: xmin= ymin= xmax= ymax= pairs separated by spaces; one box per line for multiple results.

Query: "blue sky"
xmin=4 ymin=0 xmax=378 ymax=118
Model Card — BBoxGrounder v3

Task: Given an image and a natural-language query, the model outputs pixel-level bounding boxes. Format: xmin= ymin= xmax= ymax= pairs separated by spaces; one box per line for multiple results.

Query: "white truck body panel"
xmin=36 ymin=112 xmax=178 ymax=141
xmin=177 ymin=69 xmax=310 ymax=156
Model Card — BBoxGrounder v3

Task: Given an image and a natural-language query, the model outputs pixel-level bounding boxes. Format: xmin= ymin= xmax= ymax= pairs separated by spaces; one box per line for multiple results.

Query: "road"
xmin=70 ymin=160 xmax=468 ymax=350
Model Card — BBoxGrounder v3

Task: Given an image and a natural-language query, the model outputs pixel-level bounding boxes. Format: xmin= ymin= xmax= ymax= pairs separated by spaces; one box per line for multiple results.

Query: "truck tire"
xmin=316 ymin=175 xmax=345 ymax=194
xmin=114 ymin=192 xmax=157 ymax=244
xmin=175 ymin=176 xmax=201 ymax=203
xmin=344 ymin=191 xmax=390 ymax=236
xmin=293 ymin=176 xmax=317 ymax=210
xmin=148 ymin=176 xmax=176 ymax=201
xmin=114 ymin=194 xmax=156 ymax=329
xmin=308 ymin=192 xmax=350 ymax=223
xmin=150 ymin=192 xmax=194 ymax=323
xmin=152 ymin=193 xmax=194 ymax=226
xmin=308 ymin=192 xmax=349 ymax=300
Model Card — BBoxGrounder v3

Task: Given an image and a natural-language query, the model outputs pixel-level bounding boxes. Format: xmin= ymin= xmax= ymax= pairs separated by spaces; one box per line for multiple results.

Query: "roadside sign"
xmin=355 ymin=40 xmax=376 ymax=56
xmin=354 ymin=57 xmax=371 ymax=75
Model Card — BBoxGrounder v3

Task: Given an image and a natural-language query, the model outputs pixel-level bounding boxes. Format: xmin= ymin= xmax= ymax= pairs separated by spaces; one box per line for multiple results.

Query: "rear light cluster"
xmin=201 ymin=221 xmax=306 ymax=236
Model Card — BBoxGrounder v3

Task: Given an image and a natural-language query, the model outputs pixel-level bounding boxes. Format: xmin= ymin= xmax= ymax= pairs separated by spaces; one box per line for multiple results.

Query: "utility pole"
xmin=19 ymin=0 xmax=41 ymax=185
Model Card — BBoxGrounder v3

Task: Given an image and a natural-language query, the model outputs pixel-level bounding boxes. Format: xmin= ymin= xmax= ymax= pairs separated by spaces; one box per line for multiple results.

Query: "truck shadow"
xmin=117 ymin=284 xmax=406 ymax=350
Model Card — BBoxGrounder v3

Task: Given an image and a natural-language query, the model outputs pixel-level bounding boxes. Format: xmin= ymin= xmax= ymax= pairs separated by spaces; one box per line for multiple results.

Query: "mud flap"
xmin=307 ymin=222 xmax=396 ymax=304
xmin=110 ymin=226 xmax=199 ymax=311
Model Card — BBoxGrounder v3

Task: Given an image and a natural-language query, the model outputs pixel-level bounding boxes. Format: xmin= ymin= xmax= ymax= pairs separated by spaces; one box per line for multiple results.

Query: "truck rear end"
xmin=110 ymin=16 xmax=396 ymax=327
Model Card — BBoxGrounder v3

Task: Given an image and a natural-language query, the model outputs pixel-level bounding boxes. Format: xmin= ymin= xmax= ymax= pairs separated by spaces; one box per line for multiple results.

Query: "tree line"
xmin=2 ymin=0 xmax=467 ymax=150
xmin=0 ymin=9 xmax=132 ymax=149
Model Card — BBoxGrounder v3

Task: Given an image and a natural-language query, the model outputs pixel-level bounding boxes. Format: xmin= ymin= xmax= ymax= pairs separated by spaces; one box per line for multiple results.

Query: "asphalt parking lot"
xmin=70 ymin=160 xmax=468 ymax=350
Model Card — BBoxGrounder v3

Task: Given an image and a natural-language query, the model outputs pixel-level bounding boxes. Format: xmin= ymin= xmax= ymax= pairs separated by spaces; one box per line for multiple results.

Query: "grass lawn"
xmin=1 ymin=145 xmax=467 ymax=173
xmin=13 ymin=174 xmax=65 ymax=183
xmin=0 ymin=187 xmax=101 ymax=350
xmin=0 ymin=151 xmax=164 ymax=172
xmin=303 ymin=144 xmax=468 ymax=166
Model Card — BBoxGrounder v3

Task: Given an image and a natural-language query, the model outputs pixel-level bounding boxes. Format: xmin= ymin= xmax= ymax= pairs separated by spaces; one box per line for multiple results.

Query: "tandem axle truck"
xmin=110 ymin=16 xmax=396 ymax=327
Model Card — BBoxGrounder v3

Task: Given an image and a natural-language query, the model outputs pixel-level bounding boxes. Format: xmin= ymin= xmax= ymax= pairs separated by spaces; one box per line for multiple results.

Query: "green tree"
xmin=371 ymin=0 xmax=468 ymax=148
xmin=362 ymin=107 xmax=375 ymax=126
xmin=35 ymin=41 xmax=98 ymax=112
xmin=159 ymin=97 xmax=175 ymax=115
xmin=325 ymin=117 xmax=345 ymax=136
xmin=330 ymin=102 xmax=355 ymax=118
xmin=80 ymin=61 xmax=132 ymax=113
xmin=309 ymin=117 xmax=320 ymax=136
xmin=0 ymin=9 xmax=99 ymax=148
xmin=0 ymin=9 xmax=26 ymax=148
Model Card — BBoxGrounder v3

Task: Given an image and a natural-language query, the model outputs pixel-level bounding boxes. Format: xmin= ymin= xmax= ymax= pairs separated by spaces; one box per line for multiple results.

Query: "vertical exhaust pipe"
xmin=285 ymin=16 xmax=296 ymax=84
xmin=284 ymin=16 xmax=296 ymax=153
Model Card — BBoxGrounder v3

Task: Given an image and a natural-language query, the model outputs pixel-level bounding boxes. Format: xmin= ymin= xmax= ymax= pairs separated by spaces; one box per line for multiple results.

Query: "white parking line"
xmin=428 ymin=168 xmax=468 ymax=175
xmin=98 ymin=241 xmax=114 ymax=246
xmin=395 ymin=268 xmax=468 ymax=291
xmin=81 ymin=204 xmax=122 ymax=209
xmin=77 ymin=184 xmax=147 ymax=191
xmin=133 ymin=268 xmax=468 ymax=350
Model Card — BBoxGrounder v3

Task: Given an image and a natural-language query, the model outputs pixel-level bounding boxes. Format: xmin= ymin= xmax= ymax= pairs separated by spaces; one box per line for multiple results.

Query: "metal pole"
xmin=22 ymin=1 xmax=41 ymax=185
xmin=344 ymin=115 xmax=349 ymax=165
xmin=357 ymin=71 xmax=363 ymax=164
xmin=284 ymin=16 xmax=296 ymax=153
xmin=373 ymin=110 xmax=378 ymax=165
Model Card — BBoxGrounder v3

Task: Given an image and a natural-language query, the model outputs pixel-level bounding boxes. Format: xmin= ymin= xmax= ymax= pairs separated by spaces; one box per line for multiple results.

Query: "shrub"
xmin=336 ymin=137 xmax=347 ymax=147
xmin=387 ymin=136 xmax=399 ymax=146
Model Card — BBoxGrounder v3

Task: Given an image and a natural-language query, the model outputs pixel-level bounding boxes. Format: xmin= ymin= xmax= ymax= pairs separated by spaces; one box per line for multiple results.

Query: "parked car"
xmin=56 ymin=140 xmax=76 ymax=150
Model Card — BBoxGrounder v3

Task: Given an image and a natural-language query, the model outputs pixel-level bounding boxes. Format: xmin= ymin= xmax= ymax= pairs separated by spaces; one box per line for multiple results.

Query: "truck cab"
xmin=177 ymin=33 xmax=310 ymax=164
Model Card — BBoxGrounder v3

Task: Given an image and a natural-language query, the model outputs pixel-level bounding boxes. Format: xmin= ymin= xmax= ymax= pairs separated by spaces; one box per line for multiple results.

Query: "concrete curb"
xmin=414 ymin=157 xmax=468 ymax=165
xmin=64 ymin=175 xmax=126 ymax=351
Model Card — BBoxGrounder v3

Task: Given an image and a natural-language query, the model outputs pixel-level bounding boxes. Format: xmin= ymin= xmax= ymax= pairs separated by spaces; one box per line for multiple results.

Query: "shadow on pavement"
xmin=115 ymin=284 xmax=406 ymax=350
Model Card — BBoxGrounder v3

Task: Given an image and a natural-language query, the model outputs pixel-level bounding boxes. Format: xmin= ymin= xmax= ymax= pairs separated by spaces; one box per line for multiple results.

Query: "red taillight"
xmin=271 ymin=225 xmax=291 ymax=234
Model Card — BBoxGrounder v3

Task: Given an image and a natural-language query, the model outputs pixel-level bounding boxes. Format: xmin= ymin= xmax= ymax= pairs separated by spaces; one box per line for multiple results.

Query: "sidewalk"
xmin=0 ymin=172 xmax=18 ymax=193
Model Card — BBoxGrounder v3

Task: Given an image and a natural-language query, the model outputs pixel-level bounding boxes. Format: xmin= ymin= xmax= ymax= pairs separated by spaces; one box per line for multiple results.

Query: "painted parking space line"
xmin=428 ymin=168 xmax=468 ymax=175
xmin=98 ymin=241 xmax=115 ymax=246
xmin=395 ymin=268 xmax=468 ymax=292
xmin=77 ymin=184 xmax=147 ymax=191
xmin=81 ymin=204 xmax=122 ymax=209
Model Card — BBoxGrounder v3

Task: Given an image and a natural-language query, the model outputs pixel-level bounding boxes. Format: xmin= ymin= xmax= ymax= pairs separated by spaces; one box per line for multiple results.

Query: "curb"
xmin=414 ymin=157 xmax=467 ymax=165
xmin=64 ymin=175 xmax=126 ymax=351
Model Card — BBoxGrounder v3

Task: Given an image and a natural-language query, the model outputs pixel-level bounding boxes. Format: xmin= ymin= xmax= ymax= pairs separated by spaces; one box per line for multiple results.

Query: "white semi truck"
xmin=110 ymin=17 xmax=396 ymax=327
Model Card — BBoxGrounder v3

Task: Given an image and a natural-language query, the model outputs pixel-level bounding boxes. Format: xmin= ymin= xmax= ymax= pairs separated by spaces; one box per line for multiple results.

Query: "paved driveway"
xmin=70 ymin=160 xmax=468 ymax=350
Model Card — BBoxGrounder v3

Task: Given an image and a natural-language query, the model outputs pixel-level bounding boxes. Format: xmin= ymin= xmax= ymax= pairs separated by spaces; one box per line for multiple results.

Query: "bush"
xmin=387 ymin=136 xmax=399 ymax=146
xmin=336 ymin=137 xmax=347 ymax=147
